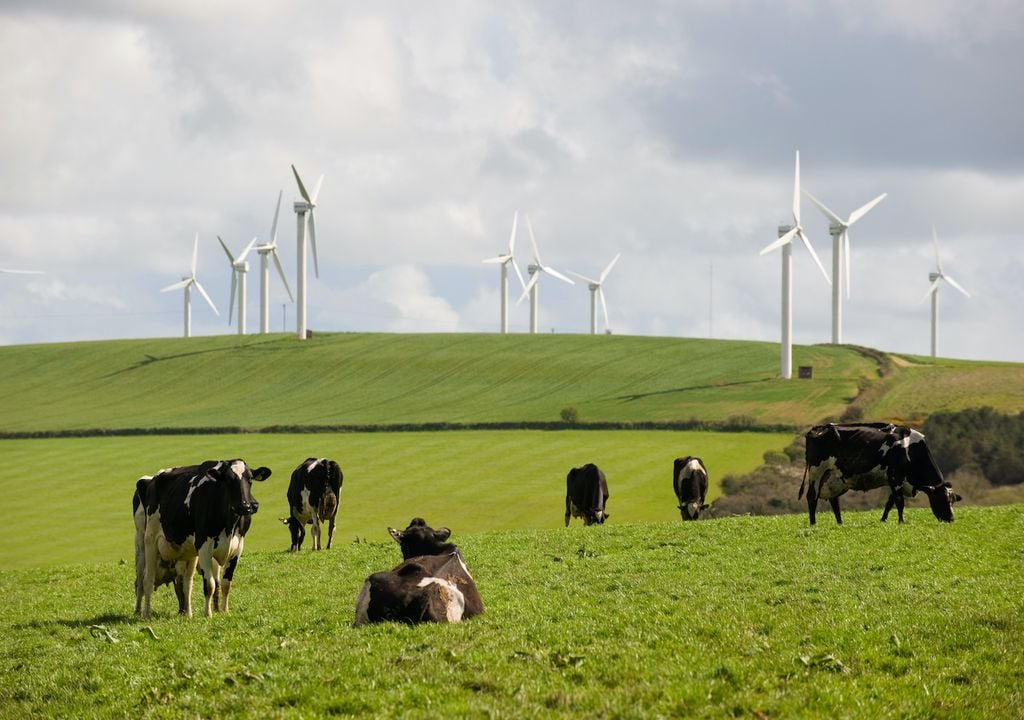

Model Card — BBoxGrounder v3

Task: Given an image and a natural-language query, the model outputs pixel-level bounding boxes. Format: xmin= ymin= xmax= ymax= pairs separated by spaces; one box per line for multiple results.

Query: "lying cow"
xmin=281 ymin=457 xmax=343 ymax=551
xmin=354 ymin=518 xmax=483 ymax=625
xmin=136 ymin=459 xmax=271 ymax=618
xmin=800 ymin=422 xmax=960 ymax=525
xmin=673 ymin=456 xmax=710 ymax=521
xmin=565 ymin=463 xmax=610 ymax=526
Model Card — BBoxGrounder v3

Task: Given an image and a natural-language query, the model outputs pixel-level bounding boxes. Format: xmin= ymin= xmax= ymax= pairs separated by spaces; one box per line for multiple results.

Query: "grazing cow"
xmin=565 ymin=463 xmax=610 ymax=526
xmin=353 ymin=518 xmax=484 ymax=626
xmin=673 ymin=456 xmax=710 ymax=521
xmin=280 ymin=457 xmax=343 ymax=551
xmin=800 ymin=422 xmax=961 ymax=525
xmin=136 ymin=459 xmax=271 ymax=618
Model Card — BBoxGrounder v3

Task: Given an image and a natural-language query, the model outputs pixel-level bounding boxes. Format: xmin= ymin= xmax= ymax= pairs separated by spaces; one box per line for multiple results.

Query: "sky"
xmin=2 ymin=1 xmax=1023 ymax=362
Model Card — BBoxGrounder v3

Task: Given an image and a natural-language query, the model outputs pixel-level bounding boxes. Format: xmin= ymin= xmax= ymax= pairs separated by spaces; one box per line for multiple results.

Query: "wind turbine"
xmin=160 ymin=233 xmax=218 ymax=338
xmin=481 ymin=211 xmax=526 ymax=334
xmin=217 ymin=235 xmax=257 ymax=335
xmin=254 ymin=190 xmax=293 ymax=334
xmin=569 ymin=253 xmax=620 ymax=335
xmin=802 ymin=187 xmax=887 ymax=344
xmin=759 ymin=150 xmax=831 ymax=379
xmin=515 ymin=215 xmax=574 ymax=334
xmin=923 ymin=225 xmax=970 ymax=358
xmin=291 ymin=164 xmax=324 ymax=340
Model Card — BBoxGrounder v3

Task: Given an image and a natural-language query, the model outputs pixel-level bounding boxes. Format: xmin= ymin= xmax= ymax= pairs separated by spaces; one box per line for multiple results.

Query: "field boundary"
xmin=0 ymin=417 xmax=802 ymax=439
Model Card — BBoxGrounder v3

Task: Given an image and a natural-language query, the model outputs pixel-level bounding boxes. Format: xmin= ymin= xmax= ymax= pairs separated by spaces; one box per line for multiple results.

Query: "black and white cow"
xmin=565 ymin=463 xmax=610 ymax=526
xmin=134 ymin=473 xmax=191 ymax=615
xmin=136 ymin=459 xmax=271 ymax=618
xmin=281 ymin=457 xmax=343 ymax=551
xmin=353 ymin=518 xmax=484 ymax=626
xmin=800 ymin=422 xmax=961 ymax=525
xmin=673 ymin=456 xmax=710 ymax=521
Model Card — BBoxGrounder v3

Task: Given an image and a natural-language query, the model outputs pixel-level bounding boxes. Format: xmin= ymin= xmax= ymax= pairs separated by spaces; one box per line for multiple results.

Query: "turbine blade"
xmin=308 ymin=210 xmax=320 ymax=278
xmin=160 ymin=279 xmax=190 ymax=293
xmin=218 ymin=235 xmax=235 ymax=264
xmin=228 ymin=271 xmax=237 ymax=325
xmin=482 ymin=254 xmax=512 ymax=264
xmin=922 ymin=277 xmax=942 ymax=302
xmin=932 ymin=225 xmax=944 ymax=273
xmin=568 ymin=270 xmax=599 ymax=285
xmin=516 ymin=271 xmax=539 ymax=305
xmin=844 ymin=231 xmax=851 ymax=299
xmin=792 ymin=150 xmax=801 ymax=225
xmin=543 ymin=265 xmax=575 ymax=285
xmin=798 ymin=229 xmax=831 ymax=285
xmin=599 ymin=287 xmax=609 ymax=330
xmin=270 ymin=189 xmax=282 ymax=243
xmin=802 ymin=189 xmax=843 ymax=226
xmin=0 ymin=268 xmax=43 ymax=274
xmin=311 ymin=174 xmax=324 ymax=204
xmin=191 ymin=232 xmax=200 ymax=275
xmin=525 ymin=214 xmax=541 ymax=264
xmin=847 ymin=192 xmax=887 ymax=226
xmin=511 ymin=258 xmax=526 ymax=289
xmin=292 ymin=165 xmax=311 ymax=203
xmin=237 ymin=236 xmax=257 ymax=263
xmin=944 ymin=274 xmax=971 ymax=298
xmin=759 ymin=226 xmax=798 ymax=255
xmin=271 ymin=248 xmax=294 ymax=302
xmin=194 ymin=280 xmax=219 ymax=316
xmin=599 ymin=253 xmax=621 ymax=283
xmin=509 ymin=211 xmax=518 ymax=255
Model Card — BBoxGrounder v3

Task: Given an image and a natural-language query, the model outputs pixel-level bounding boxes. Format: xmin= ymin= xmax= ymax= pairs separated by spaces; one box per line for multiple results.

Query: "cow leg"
xmin=179 ymin=556 xmax=198 ymax=618
xmin=173 ymin=573 xmax=188 ymax=615
xmin=294 ymin=521 xmax=305 ymax=552
xmin=806 ymin=481 xmax=818 ymax=526
xmin=326 ymin=514 xmax=337 ymax=550
xmin=220 ymin=555 xmax=240 ymax=613
xmin=894 ymin=491 xmax=906 ymax=523
xmin=829 ymin=497 xmax=843 ymax=525
xmin=199 ymin=552 xmax=219 ymax=618
xmin=881 ymin=491 xmax=896 ymax=522
xmin=142 ymin=538 xmax=161 ymax=620
xmin=311 ymin=514 xmax=322 ymax=551
xmin=564 ymin=495 xmax=571 ymax=527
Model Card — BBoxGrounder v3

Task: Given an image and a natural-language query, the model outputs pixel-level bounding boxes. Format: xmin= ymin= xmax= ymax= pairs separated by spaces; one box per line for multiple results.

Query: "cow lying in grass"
xmin=354 ymin=518 xmax=483 ymax=626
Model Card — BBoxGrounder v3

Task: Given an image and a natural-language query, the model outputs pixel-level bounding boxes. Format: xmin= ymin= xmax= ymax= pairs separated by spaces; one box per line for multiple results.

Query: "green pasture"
xmin=0 ymin=333 xmax=880 ymax=432
xmin=1 ymin=506 xmax=1020 ymax=718
xmin=0 ymin=429 xmax=790 ymax=570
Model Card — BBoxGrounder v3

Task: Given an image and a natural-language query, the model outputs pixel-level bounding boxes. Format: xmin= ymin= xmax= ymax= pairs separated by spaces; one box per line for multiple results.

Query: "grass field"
xmin=0 ymin=333 xmax=882 ymax=432
xmin=1 ymin=505 xmax=1020 ymax=718
xmin=0 ymin=429 xmax=790 ymax=570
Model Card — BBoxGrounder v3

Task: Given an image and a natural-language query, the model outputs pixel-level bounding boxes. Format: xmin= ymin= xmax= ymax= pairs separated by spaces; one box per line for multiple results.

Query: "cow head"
xmin=388 ymin=518 xmax=456 ymax=559
xmin=203 ymin=459 xmax=271 ymax=517
xmin=678 ymin=502 xmax=710 ymax=521
xmin=921 ymin=481 xmax=961 ymax=522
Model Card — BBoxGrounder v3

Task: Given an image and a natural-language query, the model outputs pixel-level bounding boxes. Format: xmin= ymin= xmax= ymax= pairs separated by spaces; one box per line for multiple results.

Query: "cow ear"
xmin=435 ymin=527 xmax=452 ymax=541
xmin=701 ymin=503 xmax=710 ymax=510
xmin=388 ymin=527 xmax=403 ymax=544
xmin=252 ymin=466 xmax=272 ymax=482
xmin=953 ymin=494 xmax=963 ymax=502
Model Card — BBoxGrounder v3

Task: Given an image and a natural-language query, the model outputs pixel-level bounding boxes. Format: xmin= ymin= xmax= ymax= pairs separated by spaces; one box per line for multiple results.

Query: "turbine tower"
xmin=254 ymin=190 xmax=293 ymax=334
xmin=569 ymin=253 xmax=620 ymax=335
xmin=516 ymin=215 xmax=574 ymax=334
xmin=291 ymin=164 xmax=323 ymax=340
xmin=802 ymin=188 xmax=887 ymax=344
xmin=218 ymin=235 xmax=257 ymax=335
xmin=923 ymin=225 xmax=970 ymax=358
xmin=160 ymin=233 xmax=219 ymax=338
xmin=481 ymin=211 xmax=525 ymax=334
xmin=759 ymin=151 xmax=831 ymax=379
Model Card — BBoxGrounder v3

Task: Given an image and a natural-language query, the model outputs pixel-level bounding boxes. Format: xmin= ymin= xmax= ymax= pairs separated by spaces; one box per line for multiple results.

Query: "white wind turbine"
xmin=254 ymin=190 xmax=293 ymax=334
xmin=160 ymin=232 xmax=219 ymax=338
xmin=218 ymin=235 xmax=257 ymax=335
xmin=802 ymin=187 xmax=887 ymax=344
xmin=569 ymin=253 xmax=620 ymax=335
xmin=291 ymin=164 xmax=324 ymax=340
xmin=481 ymin=211 xmax=526 ymax=334
xmin=516 ymin=215 xmax=574 ymax=334
xmin=759 ymin=150 xmax=831 ymax=379
xmin=923 ymin=225 xmax=970 ymax=358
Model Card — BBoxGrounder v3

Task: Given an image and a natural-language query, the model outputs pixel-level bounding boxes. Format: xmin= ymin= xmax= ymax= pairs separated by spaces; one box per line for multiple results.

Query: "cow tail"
xmin=798 ymin=462 xmax=808 ymax=500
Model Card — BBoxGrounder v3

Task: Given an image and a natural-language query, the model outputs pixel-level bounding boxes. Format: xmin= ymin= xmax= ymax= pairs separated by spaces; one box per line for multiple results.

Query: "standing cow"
xmin=281 ymin=457 xmax=343 ymax=551
xmin=565 ymin=463 xmax=610 ymax=526
xmin=136 ymin=459 xmax=271 ymax=618
xmin=354 ymin=518 xmax=484 ymax=625
xmin=800 ymin=422 xmax=960 ymax=525
xmin=673 ymin=456 xmax=710 ymax=521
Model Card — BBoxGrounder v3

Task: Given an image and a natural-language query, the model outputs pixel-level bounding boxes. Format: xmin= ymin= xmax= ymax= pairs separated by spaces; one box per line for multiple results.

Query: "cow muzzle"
xmin=234 ymin=501 xmax=259 ymax=516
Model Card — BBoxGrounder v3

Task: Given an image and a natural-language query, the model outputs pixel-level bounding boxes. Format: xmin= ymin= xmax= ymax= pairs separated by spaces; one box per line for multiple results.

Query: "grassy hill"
xmin=1 ymin=507 xmax=1020 ymax=718
xmin=4 ymin=332 xmax=1020 ymax=435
